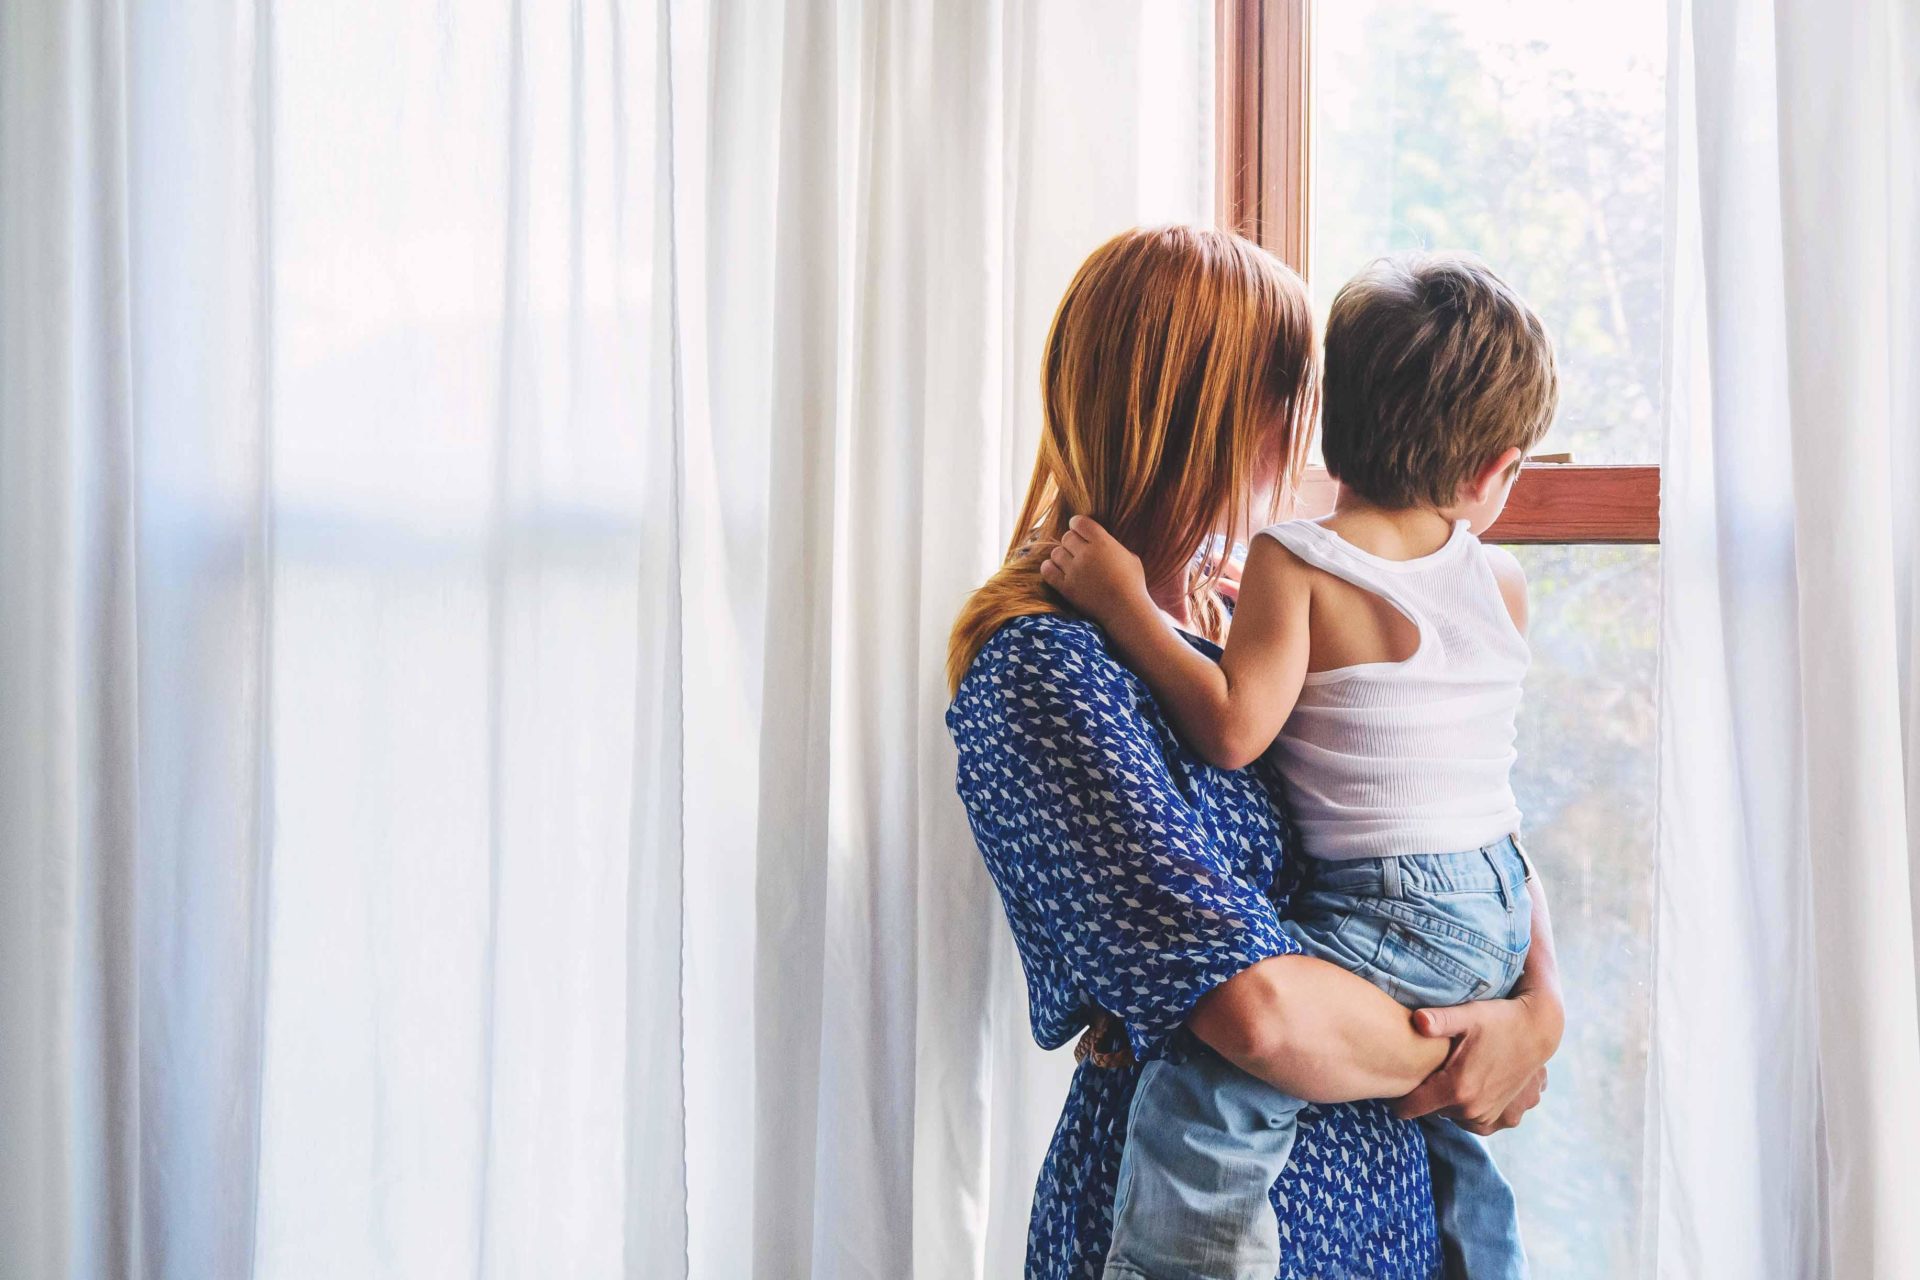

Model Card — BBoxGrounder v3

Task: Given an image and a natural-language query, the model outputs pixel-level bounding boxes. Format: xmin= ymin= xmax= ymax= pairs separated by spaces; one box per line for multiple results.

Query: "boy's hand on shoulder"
xmin=1041 ymin=515 xmax=1150 ymax=623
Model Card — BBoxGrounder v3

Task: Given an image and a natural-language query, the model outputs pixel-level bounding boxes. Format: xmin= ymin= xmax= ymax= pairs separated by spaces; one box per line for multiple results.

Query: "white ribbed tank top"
xmin=1257 ymin=518 xmax=1528 ymax=860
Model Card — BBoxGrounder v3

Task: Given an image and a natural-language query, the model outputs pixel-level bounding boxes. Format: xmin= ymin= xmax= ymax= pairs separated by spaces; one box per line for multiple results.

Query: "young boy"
xmin=1041 ymin=252 xmax=1558 ymax=1280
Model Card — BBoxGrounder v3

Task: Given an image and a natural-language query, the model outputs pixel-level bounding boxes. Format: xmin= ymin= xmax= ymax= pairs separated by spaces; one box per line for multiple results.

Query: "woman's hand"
xmin=1395 ymin=865 xmax=1565 ymax=1134
xmin=1216 ymin=547 xmax=1245 ymax=604
xmin=1390 ymin=986 xmax=1563 ymax=1135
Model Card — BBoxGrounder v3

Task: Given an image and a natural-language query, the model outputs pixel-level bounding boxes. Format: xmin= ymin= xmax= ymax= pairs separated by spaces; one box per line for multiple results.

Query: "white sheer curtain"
xmin=1652 ymin=0 xmax=1920 ymax=1274
xmin=0 ymin=2 xmax=1210 ymax=1277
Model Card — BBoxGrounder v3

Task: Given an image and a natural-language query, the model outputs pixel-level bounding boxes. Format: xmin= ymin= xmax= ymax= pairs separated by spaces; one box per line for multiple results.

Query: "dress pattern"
xmin=948 ymin=614 xmax=1440 ymax=1279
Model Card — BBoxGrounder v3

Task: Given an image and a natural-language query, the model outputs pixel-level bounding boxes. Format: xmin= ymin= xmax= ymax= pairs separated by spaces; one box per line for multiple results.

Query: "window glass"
xmin=1489 ymin=544 xmax=1659 ymax=1275
xmin=1312 ymin=0 xmax=1666 ymax=462
xmin=1311 ymin=6 xmax=1665 ymax=1259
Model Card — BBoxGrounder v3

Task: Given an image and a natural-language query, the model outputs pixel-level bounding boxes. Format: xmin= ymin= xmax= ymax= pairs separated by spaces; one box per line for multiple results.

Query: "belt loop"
xmin=1513 ymin=832 xmax=1537 ymax=883
xmin=1382 ymin=856 xmax=1403 ymax=900
xmin=1484 ymin=846 xmax=1510 ymax=911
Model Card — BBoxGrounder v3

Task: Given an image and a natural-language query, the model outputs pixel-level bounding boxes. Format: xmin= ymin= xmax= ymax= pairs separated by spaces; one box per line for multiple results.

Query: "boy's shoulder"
xmin=1480 ymin=541 xmax=1530 ymax=633
xmin=1252 ymin=515 xmax=1328 ymax=544
xmin=1248 ymin=518 xmax=1329 ymax=568
xmin=1480 ymin=539 xmax=1525 ymax=578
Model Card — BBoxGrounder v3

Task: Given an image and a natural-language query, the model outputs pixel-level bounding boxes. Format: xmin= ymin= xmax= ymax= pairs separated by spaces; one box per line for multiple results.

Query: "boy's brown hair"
xmin=1321 ymin=252 xmax=1558 ymax=509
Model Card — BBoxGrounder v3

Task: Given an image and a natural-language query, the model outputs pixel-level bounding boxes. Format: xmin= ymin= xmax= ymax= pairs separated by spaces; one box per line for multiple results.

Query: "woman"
xmin=945 ymin=226 xmax=1563 ymax=1278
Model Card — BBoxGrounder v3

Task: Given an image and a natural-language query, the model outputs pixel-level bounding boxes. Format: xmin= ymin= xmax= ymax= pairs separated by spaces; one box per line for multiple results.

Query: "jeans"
xmin=1104 ymin=838 xmax=1533 ymax=1280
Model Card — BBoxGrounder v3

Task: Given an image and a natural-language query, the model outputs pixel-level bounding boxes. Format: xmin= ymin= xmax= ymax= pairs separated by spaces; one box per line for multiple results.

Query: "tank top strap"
xmin=1254 ymin=519 xmax=1434 ymax=628
xmin=1253 ymin=516 xmax=1528 ymax=859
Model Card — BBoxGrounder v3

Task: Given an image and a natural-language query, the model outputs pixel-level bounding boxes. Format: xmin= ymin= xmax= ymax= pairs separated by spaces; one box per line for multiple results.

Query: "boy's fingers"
xmin=1069 ymin=514 xmax=1116 ymax=545
xmin=1039 ymin=558 xmax=1061 ymax=580
xmin=1060 ymin=528 xmax=1089 ymax=552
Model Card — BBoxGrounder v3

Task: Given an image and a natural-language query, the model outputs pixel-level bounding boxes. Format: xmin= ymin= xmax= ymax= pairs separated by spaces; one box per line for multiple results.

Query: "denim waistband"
xmin=1297 ymin=835 xmax=1527 ymax=897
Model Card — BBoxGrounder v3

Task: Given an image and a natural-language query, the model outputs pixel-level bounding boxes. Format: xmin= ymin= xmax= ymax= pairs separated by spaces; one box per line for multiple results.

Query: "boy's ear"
xmin=1468 ymin=446 xmax=1526 ymax=505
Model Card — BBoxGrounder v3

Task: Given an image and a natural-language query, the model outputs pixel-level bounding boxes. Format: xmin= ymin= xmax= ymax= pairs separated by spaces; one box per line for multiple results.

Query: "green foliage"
xmin=1314 ymin=3 xmax=1665 ymax=463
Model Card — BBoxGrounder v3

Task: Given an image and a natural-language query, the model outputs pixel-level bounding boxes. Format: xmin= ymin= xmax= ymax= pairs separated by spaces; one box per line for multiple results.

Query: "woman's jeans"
xmin=1103 ymin=839 xmax=1533 ymax=1280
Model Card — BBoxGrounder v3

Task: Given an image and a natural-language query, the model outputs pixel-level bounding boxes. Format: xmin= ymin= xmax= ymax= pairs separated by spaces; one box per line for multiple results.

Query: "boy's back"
xmin=1264 ymin=514 xmax=1529 ymax=860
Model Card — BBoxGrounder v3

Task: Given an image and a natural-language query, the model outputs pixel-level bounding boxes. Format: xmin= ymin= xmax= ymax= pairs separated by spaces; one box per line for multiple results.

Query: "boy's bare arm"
xmin=1484 ymin=542 xmax=1530 ymax=633
xmin=1042 ymin=518 xmax=1310 ymax=770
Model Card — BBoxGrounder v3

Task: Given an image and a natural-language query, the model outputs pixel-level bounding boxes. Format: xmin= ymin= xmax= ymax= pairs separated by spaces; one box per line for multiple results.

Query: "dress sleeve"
xmin=951 ymin=622 xmax=1300 ymax=1061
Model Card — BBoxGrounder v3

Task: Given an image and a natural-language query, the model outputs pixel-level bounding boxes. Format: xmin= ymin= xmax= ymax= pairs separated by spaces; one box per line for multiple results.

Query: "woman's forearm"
xmin=1188 ymin=954 xmax=1450 ymax=1103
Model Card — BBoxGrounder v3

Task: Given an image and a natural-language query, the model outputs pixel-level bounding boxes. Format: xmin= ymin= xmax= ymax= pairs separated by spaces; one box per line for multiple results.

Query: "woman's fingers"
xmin=1216 ymin=558 xmax=1244 ymax=602
xmin=1463 ymin=1073 xmax=1536 ymax=1134
xmin=1410 ymin=1005 xmax=1468 ymax=1040
xmin=1395 ymin=997 xmax=1553 ymax=1131
xmin=1390 ymin=1067 xmax=1459 ymax=1121
xmin=1465 ymin=1067 xmax=1547 ymax=1135
xmin=1485 ymin=1070 xmax=1547 ymax=1133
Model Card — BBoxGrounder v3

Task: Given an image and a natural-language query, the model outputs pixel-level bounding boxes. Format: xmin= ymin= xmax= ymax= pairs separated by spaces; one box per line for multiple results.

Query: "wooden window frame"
xmin=1215 ymin=0 xmax=1660 ymax=546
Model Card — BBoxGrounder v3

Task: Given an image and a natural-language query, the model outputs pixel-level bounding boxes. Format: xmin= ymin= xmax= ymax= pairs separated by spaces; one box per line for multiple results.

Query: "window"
xmin=253 ymin=9 xmax=668 ymax=1266
xmin=1218 ymin=0 xmax=1660 ymax=544
xmin=1217 ymin=2 xmax=1662 ymax=1270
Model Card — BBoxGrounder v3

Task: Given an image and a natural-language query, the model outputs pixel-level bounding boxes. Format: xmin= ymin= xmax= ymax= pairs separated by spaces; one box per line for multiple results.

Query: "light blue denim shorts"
xmin=1279 ymin=835 xmax=1532 ymax=1009
xmin=1103 ymin=836 xmax=1534 ymax=1280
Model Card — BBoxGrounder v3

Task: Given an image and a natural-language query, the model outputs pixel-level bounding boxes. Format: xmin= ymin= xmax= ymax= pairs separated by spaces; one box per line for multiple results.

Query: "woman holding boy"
xmin=946 ymin=226 xmax=1564 ymax=1278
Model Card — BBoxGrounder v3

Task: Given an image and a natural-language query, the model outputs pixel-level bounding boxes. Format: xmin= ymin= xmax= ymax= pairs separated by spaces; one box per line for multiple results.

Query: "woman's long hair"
xmin=945 ymin=225 xmax=1318 ymax=694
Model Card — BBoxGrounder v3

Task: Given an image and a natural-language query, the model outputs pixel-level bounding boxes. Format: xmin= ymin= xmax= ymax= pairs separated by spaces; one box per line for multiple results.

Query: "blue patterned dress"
xmin=948 ymin=614 xmax=1441 ymax=1279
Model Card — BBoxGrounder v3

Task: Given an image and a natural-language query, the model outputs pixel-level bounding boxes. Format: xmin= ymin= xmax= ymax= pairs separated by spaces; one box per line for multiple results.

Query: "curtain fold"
xmin=0 ymin=2 xmax=140 ymax=1274
xmin=4 ymin=3 xmax=277 ymax=1276
xmin=1 ymin=2 xmax=1210 ymax=1276
xmin=1653 ymin=0 xmax=1920 ymax=1273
